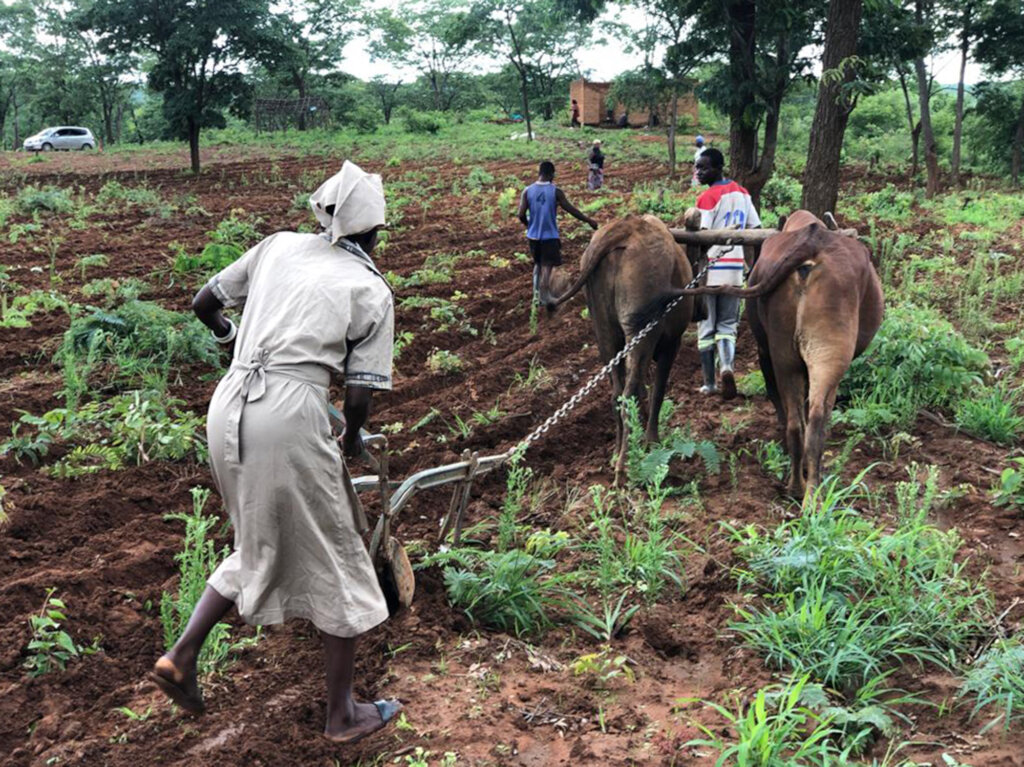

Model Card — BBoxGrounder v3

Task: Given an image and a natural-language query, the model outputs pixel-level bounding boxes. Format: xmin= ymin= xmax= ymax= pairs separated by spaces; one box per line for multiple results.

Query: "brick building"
xmin=569 ymin=78 xmax=699 ymax=128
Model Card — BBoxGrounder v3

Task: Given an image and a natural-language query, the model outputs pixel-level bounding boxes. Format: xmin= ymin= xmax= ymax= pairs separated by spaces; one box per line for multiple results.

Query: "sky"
xmin=343 ymin=3 xmax=988 ymax=86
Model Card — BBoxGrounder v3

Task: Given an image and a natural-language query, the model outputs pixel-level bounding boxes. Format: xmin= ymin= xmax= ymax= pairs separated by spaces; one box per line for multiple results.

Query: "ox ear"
xmin=777 ymin=214 xmax=787 ymax=231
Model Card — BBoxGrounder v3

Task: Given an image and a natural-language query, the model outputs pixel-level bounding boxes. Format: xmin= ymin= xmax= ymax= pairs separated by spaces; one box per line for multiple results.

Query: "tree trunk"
xmin=1012 ymin=92 xmax=1024 ymax=186
xmin=667 ymin=87 xmax=679 ymax=177
xmin=13 ymin=91 xmax=20 ymax=149
xmin=505 ymin=12 xmax=532 ymax=142
xmin=188 ymin=118 xmax=201 ymax=174
xmin=896 ymin=66 xmax=919 ymax=175
xmin=951 ymin=4 xmax=972 ymax=186
xmin=914 ymin=56 xmax=939 ymax=197
xmin=726 ymin=0 xmax=758 ymax=191
xmin=801 ymin=0 xmax=863 ymax=217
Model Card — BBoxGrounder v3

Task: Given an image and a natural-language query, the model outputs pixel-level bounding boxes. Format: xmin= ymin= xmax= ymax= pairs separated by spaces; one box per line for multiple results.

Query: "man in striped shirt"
xmin=694 ymin=148 xmax=761 ymax=399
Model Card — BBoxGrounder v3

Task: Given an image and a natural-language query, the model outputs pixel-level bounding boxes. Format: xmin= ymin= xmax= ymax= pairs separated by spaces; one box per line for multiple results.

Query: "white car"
xmin=23 ymin=126 xmax=97 ymax=152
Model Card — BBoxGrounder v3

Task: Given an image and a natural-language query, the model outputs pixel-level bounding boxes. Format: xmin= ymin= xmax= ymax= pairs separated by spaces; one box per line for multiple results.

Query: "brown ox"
xmin=548 ymin=215 xmax=694 ymax=483
xmin=675 ymin=210 xmax=883 ymax=498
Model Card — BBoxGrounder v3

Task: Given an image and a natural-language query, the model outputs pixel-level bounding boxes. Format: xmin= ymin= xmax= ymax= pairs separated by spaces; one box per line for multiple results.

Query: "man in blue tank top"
xmin=517 ymin=160 xmax=598 ymax=305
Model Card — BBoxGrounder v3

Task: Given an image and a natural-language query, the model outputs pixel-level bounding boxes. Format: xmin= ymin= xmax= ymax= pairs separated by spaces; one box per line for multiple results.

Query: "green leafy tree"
xmin=263 ymin=0 xmax=362 ymax=128
xmin=974 ymin=0 xmax=1024 ymax=184
xmin=368 ymin=0 xmax=484 ymax=112
xmin=87 ymin=0 xmax=282 ymax=172
xmin=471 ymin=0 xmax=600 ymax=141
xmin=0 ymin=2 xmax=36 ymax=149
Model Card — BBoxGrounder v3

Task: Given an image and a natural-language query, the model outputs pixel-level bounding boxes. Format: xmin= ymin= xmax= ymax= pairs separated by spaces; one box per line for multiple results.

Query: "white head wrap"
xmin=309 ymin=160 xmax=386 ymax=243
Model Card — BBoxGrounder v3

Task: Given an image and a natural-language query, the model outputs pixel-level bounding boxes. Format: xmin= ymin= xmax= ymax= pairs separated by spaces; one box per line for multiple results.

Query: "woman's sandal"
xmin=324 ymin=699 xmax=404 ymax=745
xmin=150 ymin=656 xmax=206 ymax=715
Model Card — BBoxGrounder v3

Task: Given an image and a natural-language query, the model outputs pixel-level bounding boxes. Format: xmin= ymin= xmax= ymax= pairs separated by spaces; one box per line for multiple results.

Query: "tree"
xmin=911 ymin=0 xmax=941 ymax=196
xmin=87 ymin=0 xmax=282 ymax=172
xmin=0 ymin=2 xmax=35 ymax=149
xmin=472 ymin=0 xmax=600 ymax=141
xmin=801 ymin=0 xmax=864 ymax=217
xmin=945 ymin=0 xmax=980 ymax=185
xmin=973 ymin=0 xmax=1024 ymax=184
xmin=368 ymin=0 xmax=483 ymax=112
xmin=368 ymin=77 xmax=403 ymax=125
xmin=625 ymin=1 xmax=712 ymax=175
xmin=696 ymin=0 xmax=820 ymax=204
xmin=266 ymin=0 xmax=361 ymax=128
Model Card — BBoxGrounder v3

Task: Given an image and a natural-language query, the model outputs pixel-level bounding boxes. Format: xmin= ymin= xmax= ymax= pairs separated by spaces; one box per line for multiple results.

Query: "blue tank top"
xmin=525 ymin=182 xmax=559 ymax=240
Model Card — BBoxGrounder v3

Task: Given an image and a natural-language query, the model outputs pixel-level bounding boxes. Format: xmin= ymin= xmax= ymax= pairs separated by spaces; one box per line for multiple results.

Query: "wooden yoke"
xmin=670 ymin=226 xmax=858 ymax=246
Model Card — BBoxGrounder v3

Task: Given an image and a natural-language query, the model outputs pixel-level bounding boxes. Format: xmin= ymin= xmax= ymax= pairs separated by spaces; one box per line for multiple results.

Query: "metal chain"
xmin=503 ymin=261 xmax=710 ymax=461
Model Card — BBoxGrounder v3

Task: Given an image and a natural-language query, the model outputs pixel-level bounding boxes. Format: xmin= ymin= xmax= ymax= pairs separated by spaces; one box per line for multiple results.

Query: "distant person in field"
xmin=153 ymin=161 xmax=402 ymax=744
xmin=588 ymin=140 xmax=605 ymax=190
xmin=571 ymin=99 xmax=581 ymax=129
xmin=694 ymin=147 xmax=761 ymax=399
xmin=691 ymin=134 xmax=706 ymax=187
xmin=518 ymin=160 xmax=598 ymax=306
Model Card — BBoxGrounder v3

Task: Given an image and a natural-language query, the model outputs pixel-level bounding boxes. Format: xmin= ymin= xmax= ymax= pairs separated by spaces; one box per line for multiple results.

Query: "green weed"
xmin=24 ymin=588 xmax=98 ymax=677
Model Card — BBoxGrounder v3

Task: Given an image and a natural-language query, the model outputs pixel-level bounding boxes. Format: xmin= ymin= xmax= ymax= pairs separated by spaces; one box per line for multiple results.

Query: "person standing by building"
xmin=587 ymin=140 xmax=605 ymax=190
xmin=693 ymin=147 xmax=760 ymax=399
xmin=152 ymin=161 xmax=403 ymax=744
xmin=571 ymin=99 xmax=581 ymax=129
xmin=517 ymin=160 xmax=598 ymax=306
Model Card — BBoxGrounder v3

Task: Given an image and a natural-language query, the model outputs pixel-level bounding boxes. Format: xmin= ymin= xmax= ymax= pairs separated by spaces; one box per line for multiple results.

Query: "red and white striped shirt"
xmin=697 ymin=180 xmax=761 ymax=287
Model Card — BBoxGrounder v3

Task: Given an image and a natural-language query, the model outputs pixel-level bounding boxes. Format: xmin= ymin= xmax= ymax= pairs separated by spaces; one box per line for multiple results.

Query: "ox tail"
xmin=545 ymin=222 xmax=637 ymax=310
xmin=626 ymin=291 xmax=688 ymax=335
xmin=676 ymin=223 xmax=826 ymax=299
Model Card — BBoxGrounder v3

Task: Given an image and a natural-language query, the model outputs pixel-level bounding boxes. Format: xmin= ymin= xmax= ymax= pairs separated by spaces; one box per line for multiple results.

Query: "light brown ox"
xmin=548 ymin=215 xmax=694 ymax=483
xmin=679 ymin=209 xmax=884 ymax=498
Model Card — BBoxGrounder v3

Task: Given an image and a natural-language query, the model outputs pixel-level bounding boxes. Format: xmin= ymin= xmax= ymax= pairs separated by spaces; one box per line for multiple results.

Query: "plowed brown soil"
xmin=1 ymin=147 xmax=1022 ymax=767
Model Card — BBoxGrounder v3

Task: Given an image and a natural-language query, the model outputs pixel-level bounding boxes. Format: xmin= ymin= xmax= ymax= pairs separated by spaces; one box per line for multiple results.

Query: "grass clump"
xmin=959 ymin=638 xmax=1024 ymax=733
xmin=729 ymin=470 xmax=991 ymax=697
xmin=954 ymin=384 xmax=1023 ymax=445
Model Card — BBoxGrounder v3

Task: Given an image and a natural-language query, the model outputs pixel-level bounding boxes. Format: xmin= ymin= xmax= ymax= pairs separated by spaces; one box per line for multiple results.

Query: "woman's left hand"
xmin=340 ymin=428 xmax=364 ymax=459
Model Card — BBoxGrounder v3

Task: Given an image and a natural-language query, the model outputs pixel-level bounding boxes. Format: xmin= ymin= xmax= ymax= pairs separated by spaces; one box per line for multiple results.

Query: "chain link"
xmin=503 ymin=261 xmax=710 ymax=461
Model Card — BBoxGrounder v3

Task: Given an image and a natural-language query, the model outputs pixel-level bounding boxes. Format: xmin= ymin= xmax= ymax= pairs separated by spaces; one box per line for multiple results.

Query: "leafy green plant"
xmin=15 ymin=185 xmax=74 ymax=215
xmin=959 ymin=637 xmax=1024 ymax=733
xmin=728 ymin=473 xmax=991 ymax=697
xmin=569 ymin=647 xmax=635 ymax=688
xmin=992 ymin=458 xmax=1024 ymax=511
xmin=160 ymin=488 xmax=234 ymax=674
xmin=76 ymin=253 xmax=109 ymax=281
xmin=95 ymin=180 xmax=169 ymax=215
xmin=754 ymin=439 xmax=788 ymax=481
xmin=24 ymin=588 xmax=97 ymax=677
xmin=623 ymin=398 xmax=720 ymax=489
xmin=171 ymin=210 xmax=262 ymax=277
xmin=426 ymin=348 xmax=463 ymax=375
xmin=838 ymin=303 xmax=989 ymax=433
xmin=570 ymin=591 xmax=641 ymax=642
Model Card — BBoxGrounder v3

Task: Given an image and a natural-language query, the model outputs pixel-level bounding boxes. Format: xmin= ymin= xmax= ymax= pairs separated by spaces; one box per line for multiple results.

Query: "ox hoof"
xmin=720 ymin=370 xmax=736 ymax=400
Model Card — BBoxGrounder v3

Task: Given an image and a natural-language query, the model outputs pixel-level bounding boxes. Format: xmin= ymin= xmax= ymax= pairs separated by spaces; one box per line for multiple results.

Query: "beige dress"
xmin=204 ymin=232 xmax=392 ymax=638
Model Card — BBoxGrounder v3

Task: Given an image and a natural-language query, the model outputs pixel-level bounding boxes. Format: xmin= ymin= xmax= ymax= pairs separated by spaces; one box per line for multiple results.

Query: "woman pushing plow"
xmin=150 ymin=161 xmax=403 ymax=744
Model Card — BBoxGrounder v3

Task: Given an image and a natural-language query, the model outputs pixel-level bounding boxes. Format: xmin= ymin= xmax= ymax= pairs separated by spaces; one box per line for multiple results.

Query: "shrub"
xmin=95 ymin=180 xmax=166 ymax=212
xmin=172 ymin=210 xmax=262 ymax=277
xmin=837 ymin=303 xmax=989 ymax=433
xmin=403 ymin=110 xmax=444 ymax=134
xmin=466 ymin=166 xmax=495 ymax=190
xmin=15 ymin=185 xmax=74 ymax=215
xmin=992 ymin=458 xmax=1024 ymax=512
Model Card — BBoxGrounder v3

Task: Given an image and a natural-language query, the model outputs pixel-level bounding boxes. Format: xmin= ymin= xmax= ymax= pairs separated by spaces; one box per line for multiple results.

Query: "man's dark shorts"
xmin=528 ymin=238 xmax=563 ymax=267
